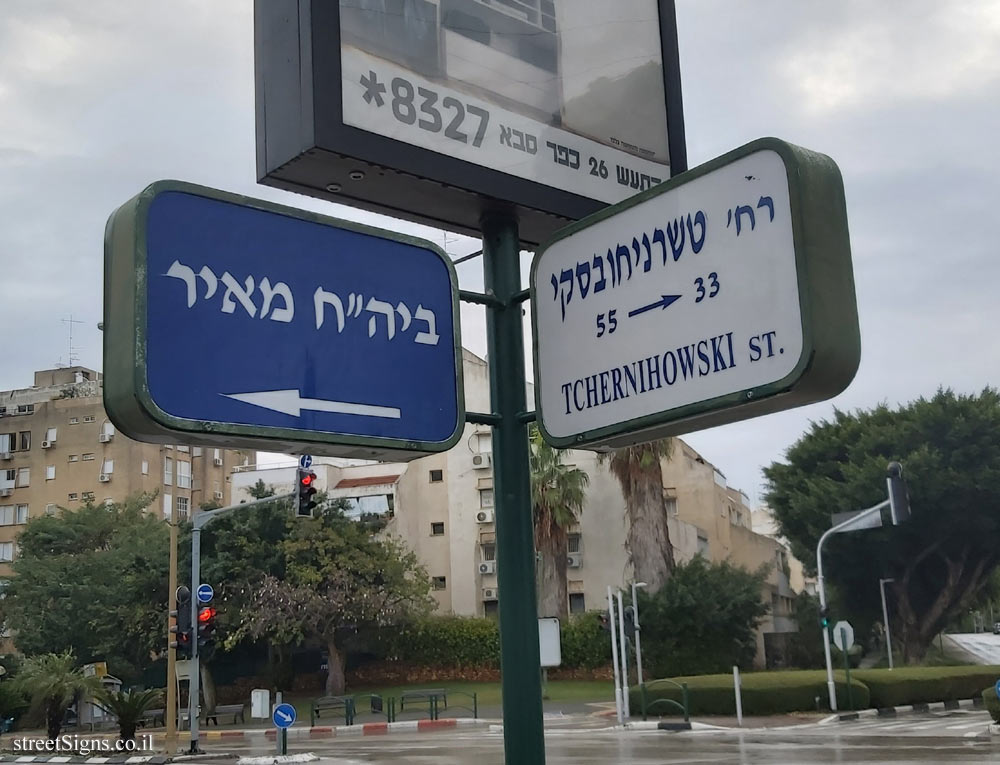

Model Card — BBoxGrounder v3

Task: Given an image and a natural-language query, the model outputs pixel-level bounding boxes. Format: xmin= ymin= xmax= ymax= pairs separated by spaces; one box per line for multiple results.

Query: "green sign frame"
xmin=103 ymin=181 xmax=465 ymax=460
xmin=530 ymin=137 xmax=861 ymax=450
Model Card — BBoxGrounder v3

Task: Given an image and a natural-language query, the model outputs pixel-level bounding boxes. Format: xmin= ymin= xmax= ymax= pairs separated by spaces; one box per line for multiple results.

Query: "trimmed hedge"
xmin=982 ymin=688 xmax=1000 ymax=724
xmin=630 ymin=670 xmax=869 ymax=716
xmin=853 ymin=666 xmax=1000 ymax=708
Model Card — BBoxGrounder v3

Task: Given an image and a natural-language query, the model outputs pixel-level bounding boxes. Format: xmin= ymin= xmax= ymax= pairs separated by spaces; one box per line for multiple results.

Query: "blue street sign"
xmin=299 ymin=454 xmax=313 ymax=469
xmin=995 ymin=678 xmax=1000 ymax=700
xmin=104 ymin=182 xmax=464 ymax=460
xmin=273 ymin=703 xmax=296 ymax=729
xmin=197 ymin=584 xmax=214 ymax=604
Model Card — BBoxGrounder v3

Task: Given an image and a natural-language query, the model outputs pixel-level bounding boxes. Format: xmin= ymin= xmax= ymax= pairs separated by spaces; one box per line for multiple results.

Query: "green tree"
xmin=1 ymin=495 xmax=166 ymax=680
xmin=640 ymin=557 xmax=770 ymax=677
xmin=95 ymin=687 xmax=162 ymax=743
xmin=530 ymin=427 xmax=589 ymax=619
xmin=764 ymin=389 xmax=1000 ymax=663
xmin=15 ymin=652 xmax=100 ymax=740
xmin=599 ymin=440 xmax=675 ymax=592
xmin=232 ymin=506 xmax=435 ymax=694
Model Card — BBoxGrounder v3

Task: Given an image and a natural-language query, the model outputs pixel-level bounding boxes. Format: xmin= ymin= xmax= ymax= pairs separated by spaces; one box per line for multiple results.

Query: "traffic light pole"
xmin=187 ymin=492 xmax=293 ymax=752
xmin=165 ymin=520 xmax=179 ymax=753
xmin=480 ymin=209 xmax=545 ymax=765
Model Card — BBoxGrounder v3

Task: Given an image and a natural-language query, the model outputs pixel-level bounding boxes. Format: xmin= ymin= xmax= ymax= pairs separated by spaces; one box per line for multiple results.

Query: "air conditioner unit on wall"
xmin=213 ymin=457 xmax=223 ymax=466
xmin=41 ymin=440 xmax=52 ymax=449
xmin=213 ymin=491 xmax=224 ymax=500
xmin=476 ymin=510 xmax=494 ymax=524
xmin=0 ymin=452 xmax=11 ymax=461
xmin=479 ymin=560 xmax=496 ymax=575
xmin=567 ymin=552 xmax=582 ymax=568
xmin=471 ymin=453 xmax=492 ymax=469
xmin=0 ymin=488 xmax=13 ymax=498
xmin=98 ymin=473 xmax=111 ymax=483
xmin=98 ymin=433 xmax=112 ymax=443
xmin=483 ymin=587 xmax=498 ymax=601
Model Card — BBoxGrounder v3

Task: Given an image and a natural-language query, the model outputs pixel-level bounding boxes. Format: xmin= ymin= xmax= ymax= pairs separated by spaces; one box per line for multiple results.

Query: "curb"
xmin=0 ymin=758 xmax=168 ymax=764
xmin=198 ymin=717 xmax=487 ymax=740
xmin=618 ymin=721 xmax=693 ymax=732
xmin=837 ymin=696 xmax=983 ymax=723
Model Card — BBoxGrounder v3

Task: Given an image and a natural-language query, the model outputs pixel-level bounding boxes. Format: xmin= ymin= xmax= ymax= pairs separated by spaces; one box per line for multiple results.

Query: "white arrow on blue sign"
xmin=273 ymin=702 xmax=296 ymax=728
xmin=104 ymin=181 xmax=465 ymax=461
xmin=197 ymin=584 xmax=214 ymax=604
xmin=299 ymin=454 xmax=313 ymax=469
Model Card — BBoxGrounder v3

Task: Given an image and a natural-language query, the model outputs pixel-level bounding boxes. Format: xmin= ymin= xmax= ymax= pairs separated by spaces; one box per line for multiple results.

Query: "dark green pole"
xmin=841 ymin=628 xmax=853 ymax=711
xmin=482 ymin=208 xmax=545 ymax=765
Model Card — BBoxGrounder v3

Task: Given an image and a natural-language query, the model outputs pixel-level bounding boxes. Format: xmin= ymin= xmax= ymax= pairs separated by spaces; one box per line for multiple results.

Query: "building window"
xmin=164 ymin=457 xmax=173 ymax=486
xmin=82 ymin=453 xmax=95 ymax=461
xmin=480 ymin=489 xmax=494 ymax=509
xmin=45 ymin=465 xmax=55 ymax=481
xmin=176 ymin=460 xmax=191 ymax=489
xmin=484 ymin=601 xmax=499 ymax=618
xmin=432 ymin=576 xmax=447 ymax=590
xmin=82 ymin=491 xmax=95 ymax=502
xmin=16 ymin=505 xmax=28 ymax=524
xmin=193 ymin=447 xmax=202 ymax=457
xmin=481 ymin=542 xmax=496 ymax=561
xmin=429 ymin=469 xmax=443 ymax=483
xmin=68 ymin=493 xmax=78 ymax=501
xmin=69 ymin=417 xmax=79 ymax=425
xmin=45 ymin=504 xmax=57 ymax=515
xmin=213 ymin=448 xmax=221 ymax=461
xmin=0 ymin=434 xmax=11 ymax=452
xmin=68 ymin=454 xmax=78 ymax=462
xmin=475 ymin=433 xmax=493 ymax=453
xmin=697 ymin=534 xmax=710 ymax=558
xmin=568 ymin=533 xmax=582 ymax=553
xmin=0 ymin=543 xmax=13 ymax=562
xmin=16 ymin=468 xmax=29 ymax=488
xmin=431 ymin=522 xmax=445 ymax=536
xmin=569 ymin=593 xmax=586 ymax=614
xmin=18 ymin=431 xmax=30 ymax=451
xmin=101 ymin=459 xmax=114 ymax=475
xmin=163 ymin=493 xmax=173 ymax=520
xmin=176 ymin=496 xmax=189 ymax=520
xmin=101 ymin=422 xmax=114 ymax=438
xmin=83 ymin=415 xmax=95 ymax=423
xmin=141 ymin=460 xmax=148 ymax=475
xmin=177 ymin=445 xmax=189 ymax=453
xmin=0 ymin=507 xmax=14 ymax=526
xmin=16 ymin=404 xmax=34 ymax=415
xmin=45 ymin=427 xmax=57 ymax=442
xmin=664 ymin=496 xmax=678 ymax=516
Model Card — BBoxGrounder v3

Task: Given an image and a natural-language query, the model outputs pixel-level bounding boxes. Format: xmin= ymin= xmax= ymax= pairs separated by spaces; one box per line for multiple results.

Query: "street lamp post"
xmin=879 ymin=577 xmax=895 ymax=670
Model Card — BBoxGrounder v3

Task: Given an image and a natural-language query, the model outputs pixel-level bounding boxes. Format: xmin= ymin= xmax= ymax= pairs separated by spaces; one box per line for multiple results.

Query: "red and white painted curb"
xmin=199 ymin=718 xmax=488 ymax=741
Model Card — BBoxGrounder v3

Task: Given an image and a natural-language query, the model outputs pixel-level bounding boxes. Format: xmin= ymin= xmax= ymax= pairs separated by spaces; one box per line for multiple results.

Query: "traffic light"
xmin=819 ymin=605 xmax=830 ymax=630
xmin=886 ymin=462 xmax=911 ymax=525
xmin=170 ymin=585 xmax=192 ymax=659
xmin=598 ymin=611 xmax=612 ymax=632
xmin=197 ymin=605 xmax=218 ymax=661
xmin=296 ymin=467 xmax=318 ymax=517
xmin=623 ymin=606 xmax=636 ymax=638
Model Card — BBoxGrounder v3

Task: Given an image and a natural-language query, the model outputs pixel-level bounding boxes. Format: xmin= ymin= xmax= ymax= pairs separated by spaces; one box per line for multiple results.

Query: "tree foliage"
xmin=15 ymin=652 xmax=100 ymax=740
xmin=1 ymin=495 xmax=166 ymax=680
xmin=530 ymin=427 xmax=589 ymax=619
xmin=599 ymin=440 xmax=675 ymax=592
xmin=232 ymin=505 xmax=434 ymax=694
xmin=640 ymin=556 xmax=770 ymax=677
xmin=764 ymin=389 xmax=1000 ymax=663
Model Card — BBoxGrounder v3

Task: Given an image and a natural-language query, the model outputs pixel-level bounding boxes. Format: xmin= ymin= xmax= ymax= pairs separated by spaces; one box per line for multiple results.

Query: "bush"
xmin=380 ymin=617 xmax=501 ymax=667
xmin=982 ymin=688 xmax=1000 ymax=723
xmin=853 ymin=666 xmax=1000 ymax=708
xmin=630 ymin=670 xmax=869 ymax=716
xmin=560 ymin=612 xmax=611 ymax=670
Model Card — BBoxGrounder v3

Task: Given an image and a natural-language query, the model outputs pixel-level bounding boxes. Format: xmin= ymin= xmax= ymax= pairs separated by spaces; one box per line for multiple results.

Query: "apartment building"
xmin=0 ymin=367 xmax=251 ymax=580
xmin=233 ymin=350 xmax=799 ymax=666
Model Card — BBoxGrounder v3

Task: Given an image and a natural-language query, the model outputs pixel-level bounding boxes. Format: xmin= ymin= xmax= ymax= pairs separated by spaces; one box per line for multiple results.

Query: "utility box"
xmin=251 ymin=689 xmax=271 ymax=719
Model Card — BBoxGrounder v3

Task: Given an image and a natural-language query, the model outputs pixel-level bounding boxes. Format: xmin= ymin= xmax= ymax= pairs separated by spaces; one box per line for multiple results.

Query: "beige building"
xmin=0 ymin=366 xmax=251 ymax=582
xmin=234 ymin=350 xmax=800 ymax=666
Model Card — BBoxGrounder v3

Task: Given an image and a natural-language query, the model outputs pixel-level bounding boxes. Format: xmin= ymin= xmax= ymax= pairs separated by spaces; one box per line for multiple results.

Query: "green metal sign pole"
xmin=842 ymin=627 xmax=854 ymax=711
xmin=481 ymin=209 xmax=546 ymax=764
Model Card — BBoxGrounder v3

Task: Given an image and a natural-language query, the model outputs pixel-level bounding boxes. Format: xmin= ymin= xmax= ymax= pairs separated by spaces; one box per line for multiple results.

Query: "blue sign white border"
xmin=272 ymin=702 xmax=296 ymax=729
xmin=529 ymin=138 xmax=860 ymax=450
xmin=197 ymin=584 xmax=214 ymax=604
xmin=103 ymin=180 xmax=465 ymax=460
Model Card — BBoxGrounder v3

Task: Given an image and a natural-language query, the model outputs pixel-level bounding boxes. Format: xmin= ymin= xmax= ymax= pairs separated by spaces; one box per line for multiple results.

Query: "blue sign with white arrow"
xmin=273 ymin=702 xmax=296 ymax=728
xmin=103 ymin=181 xmax=464 ymax=460
xmin=197 ymin=584 xmax=214 ymax=604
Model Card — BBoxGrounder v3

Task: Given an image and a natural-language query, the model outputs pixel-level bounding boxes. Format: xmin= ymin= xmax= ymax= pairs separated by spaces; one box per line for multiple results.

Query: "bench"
xmin=398 ymin=688 xmax=447 ymax=719
xmin=206 ymin=704 xmax=245 ymax=726
xmin=139 ymin=708 xmax=165 ymax=728
xmin=310 ymin=696 xmax=354 ymax=726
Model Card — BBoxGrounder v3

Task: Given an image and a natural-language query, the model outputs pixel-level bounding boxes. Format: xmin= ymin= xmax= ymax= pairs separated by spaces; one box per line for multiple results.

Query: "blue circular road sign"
xmin=273 ymin=702 xmax=296 ymax=728
xmin=299 ymin=454 xmax=313 ymax=469
xmin=995 ymin=678 xmax=1000 ymax=700
xmin=197 ymin=584 xmax=214 ymax=604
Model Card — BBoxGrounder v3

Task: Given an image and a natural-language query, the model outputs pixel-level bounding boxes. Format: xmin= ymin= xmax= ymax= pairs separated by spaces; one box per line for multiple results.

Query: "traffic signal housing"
xmin=886 ymin=461 xmax=911 ymax=525
xmin=170 ymin=585 xmax=192 ymax=659
xmin=819 ymin=606 xmax=830 ymax=630
xmin=598 ymin=611 xmax=612 ymax=632
xmin=296 ymin=467 xmax=318 ymax=517
xmin=197 ymin=605 xmax=218 ymax=661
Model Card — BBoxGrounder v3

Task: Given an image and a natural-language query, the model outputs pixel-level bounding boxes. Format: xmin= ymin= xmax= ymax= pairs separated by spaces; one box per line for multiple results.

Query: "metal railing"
xmin=638 ymin=680 xmax=689 ymax=722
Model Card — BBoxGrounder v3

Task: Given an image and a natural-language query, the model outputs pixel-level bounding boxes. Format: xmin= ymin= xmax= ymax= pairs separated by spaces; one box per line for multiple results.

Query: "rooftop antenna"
xmin=57 ymin=315 xmax=84 ymax=368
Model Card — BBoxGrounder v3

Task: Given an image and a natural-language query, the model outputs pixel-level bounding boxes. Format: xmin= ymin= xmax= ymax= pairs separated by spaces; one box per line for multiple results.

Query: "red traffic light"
xmin=301 ymin=474 xmax=314 ymax=486
xmin=198 ymin=606 xmax=217 ymax=623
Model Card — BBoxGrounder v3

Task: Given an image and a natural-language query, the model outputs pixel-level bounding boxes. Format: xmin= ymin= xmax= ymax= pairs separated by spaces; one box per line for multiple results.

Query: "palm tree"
xmin=530 ymin=427 xmax=589 ymax=619
xmin=95 ymin=687 xmax=162 ymax=743
xmin=15 ymin=652 xmax=100 ymax=740
xmin=599 ymin=440 xmax=675 ymax=593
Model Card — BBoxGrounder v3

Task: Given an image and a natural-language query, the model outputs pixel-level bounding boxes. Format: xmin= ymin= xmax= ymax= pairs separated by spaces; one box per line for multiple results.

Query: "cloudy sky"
xmin=2 ymin=1 xmax=998 ymax=503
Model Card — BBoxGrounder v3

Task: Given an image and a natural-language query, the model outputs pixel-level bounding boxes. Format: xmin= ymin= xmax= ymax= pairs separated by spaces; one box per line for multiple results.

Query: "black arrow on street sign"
xmin=628 ymin=294 xmax=682 ymax=318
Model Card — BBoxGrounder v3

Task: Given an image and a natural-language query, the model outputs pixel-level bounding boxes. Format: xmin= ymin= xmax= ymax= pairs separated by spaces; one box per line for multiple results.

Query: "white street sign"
xmin=833 ymin=620 xmax=855 ymax=652
xmin=531 ymin=138 xmax=859 ymax=449
xmin=538 ymin=617 xmax=562 ymax=668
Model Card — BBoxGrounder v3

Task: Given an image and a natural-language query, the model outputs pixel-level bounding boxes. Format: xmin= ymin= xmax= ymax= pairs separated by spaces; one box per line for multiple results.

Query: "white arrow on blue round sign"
xmin=299 ymin=454 xmax=313 ymax=469
xmin=273 ymin=702 xmax=296 ymax=728
xmin=197 ymin=584 xmax=214 ymax=604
